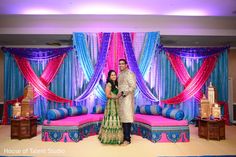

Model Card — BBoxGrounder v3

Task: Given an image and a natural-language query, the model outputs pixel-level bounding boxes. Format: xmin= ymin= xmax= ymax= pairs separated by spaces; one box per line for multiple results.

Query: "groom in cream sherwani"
xmin=118 ymin=59 xmax=136 ymax=145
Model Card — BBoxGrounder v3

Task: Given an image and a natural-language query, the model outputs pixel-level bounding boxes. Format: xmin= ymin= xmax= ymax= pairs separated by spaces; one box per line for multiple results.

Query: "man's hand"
xmin=121 ymin=91 xmax=126 ymax=97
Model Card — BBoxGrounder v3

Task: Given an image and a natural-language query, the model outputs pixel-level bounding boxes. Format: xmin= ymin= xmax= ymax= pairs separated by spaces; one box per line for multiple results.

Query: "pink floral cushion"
xmin=78 ymin=114 xmax=104 ymax=125
xmin=134 ymin=114 xmax=188 ymax=126
xmin=43 ymin=114 xmax=104 ymax=126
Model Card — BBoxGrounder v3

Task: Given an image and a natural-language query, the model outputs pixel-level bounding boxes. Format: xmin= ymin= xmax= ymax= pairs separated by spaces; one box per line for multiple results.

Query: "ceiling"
xmin=0 ymin=0 xmax=236 ymax=48
xmin=1 ymin=0 xmax=236 ymax=16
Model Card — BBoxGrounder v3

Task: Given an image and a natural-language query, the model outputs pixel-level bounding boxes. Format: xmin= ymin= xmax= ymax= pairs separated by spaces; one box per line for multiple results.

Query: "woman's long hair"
xmin=106 ymin=70 xmax=118 ymax=91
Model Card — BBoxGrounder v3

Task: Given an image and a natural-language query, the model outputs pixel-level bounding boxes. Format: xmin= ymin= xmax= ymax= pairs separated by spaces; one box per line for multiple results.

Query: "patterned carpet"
xmin=1 ymin=154 xmax=236 ymax=157
xmin=3 ymin=156 xmax=236 ymax=157
xmin=1 ymin=125 xmax=236 ymax=157
xmin=159 ymin=156 xmax=236 ymax=157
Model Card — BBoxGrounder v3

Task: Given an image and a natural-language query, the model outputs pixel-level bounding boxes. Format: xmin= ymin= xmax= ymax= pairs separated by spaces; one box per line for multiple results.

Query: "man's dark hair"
xmin=119 ymin=59 xmax=127 ymax=64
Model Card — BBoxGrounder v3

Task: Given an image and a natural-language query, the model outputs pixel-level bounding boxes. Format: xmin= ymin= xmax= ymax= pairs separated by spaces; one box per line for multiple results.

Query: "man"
xmin=118 ymin=59 xmax=136 ymax=145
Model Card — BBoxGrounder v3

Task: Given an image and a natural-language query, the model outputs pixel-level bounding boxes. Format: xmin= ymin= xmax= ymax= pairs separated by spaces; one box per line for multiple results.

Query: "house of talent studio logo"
xmin=3 ymin=147 xmax=65 ymax=155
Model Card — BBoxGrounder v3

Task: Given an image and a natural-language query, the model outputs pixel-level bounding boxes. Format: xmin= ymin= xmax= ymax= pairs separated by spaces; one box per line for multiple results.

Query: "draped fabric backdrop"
xmin=2 ymin=32 xmax=228 ymax=124
xmin=4 ymin=49 xmax=75 ymax=123
xmin=157 ymin=49 xmax=228 ymax=121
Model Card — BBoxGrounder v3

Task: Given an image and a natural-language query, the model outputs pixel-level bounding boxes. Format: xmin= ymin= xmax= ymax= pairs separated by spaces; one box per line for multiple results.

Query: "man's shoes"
xmin=121 ymin=141 xmax=130 ymax=146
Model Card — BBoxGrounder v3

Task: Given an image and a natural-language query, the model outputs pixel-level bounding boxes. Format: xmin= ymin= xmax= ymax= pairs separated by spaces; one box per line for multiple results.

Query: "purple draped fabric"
xmin=122 ymin=33 xmax=159 ymax=102
xmin=163 ymin=47 xmax=228 ymax=59
xmin=74 ymin=33 xmax=111 ymax=102
xmin=2 ymin=47 xmax=72 ymax=60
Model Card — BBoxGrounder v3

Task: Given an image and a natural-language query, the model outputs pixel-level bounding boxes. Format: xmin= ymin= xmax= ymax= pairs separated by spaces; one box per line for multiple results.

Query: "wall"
xmin=0 ymin=50 xmax=3 ymax=102
xmin=0 ymin=15 xmax=236 ymax=36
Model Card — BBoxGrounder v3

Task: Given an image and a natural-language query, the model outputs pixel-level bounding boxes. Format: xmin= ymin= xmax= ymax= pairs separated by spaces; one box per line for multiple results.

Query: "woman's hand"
xmin=116 ymin=92 xmax=122 ymax=99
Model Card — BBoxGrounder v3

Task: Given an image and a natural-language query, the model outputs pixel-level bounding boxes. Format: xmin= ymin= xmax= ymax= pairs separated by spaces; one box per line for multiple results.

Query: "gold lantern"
xmin=200 ymin=95 xmax=211 ymax=119
xmin=21 ymin=83 xmax=34 ymax=117
xmin=13 ymin=102 xmax=21 ymax=118
xmin=212 ymin=103 xmax=221 ymax=119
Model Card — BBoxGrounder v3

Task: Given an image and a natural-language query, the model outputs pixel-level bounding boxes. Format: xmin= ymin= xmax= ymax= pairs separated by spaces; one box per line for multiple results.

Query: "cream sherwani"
xmin=118 ymin=69 xmax=136 ymax=123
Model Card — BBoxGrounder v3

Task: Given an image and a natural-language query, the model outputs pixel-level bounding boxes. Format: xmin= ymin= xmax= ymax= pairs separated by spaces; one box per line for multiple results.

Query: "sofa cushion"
xmin=134 ymin=114 xmax=188 ymax=126
xmin=92 ymin=105 xmax=105 ymax=114
xmin=47 ymin=107 xmax=68 ymax=121
xmin=162 ymin=107 xmax=184 ymax=120
xmin=139 ymin=105 xmax=162 ymax=115
xmin=43 ymin=114 xmax=104 ymax=126
xmin=67 ymin=106 xmax=88 ymax=116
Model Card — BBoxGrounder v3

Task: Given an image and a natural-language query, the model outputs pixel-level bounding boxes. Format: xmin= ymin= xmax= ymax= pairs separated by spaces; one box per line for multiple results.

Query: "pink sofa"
xmin=42 ymin=114 xmax=189 ymax=143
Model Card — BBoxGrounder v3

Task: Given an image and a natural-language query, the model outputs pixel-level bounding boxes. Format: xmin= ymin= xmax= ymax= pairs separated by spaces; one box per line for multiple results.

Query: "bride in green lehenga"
xmin=98 ymin=70 xmax=123 ymax=144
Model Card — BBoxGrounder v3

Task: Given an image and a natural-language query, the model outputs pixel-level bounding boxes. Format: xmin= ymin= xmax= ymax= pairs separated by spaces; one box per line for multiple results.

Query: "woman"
xmin=98 ymin=70 xmax=123 ymax=144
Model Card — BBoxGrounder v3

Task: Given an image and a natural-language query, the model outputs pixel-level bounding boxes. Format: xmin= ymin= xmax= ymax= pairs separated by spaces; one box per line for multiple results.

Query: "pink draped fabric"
xmin=33 ymin=54 xmax=67 ymax=98
xmin=2 ymin=54 xmax=70 ymax=124
xmin=107 ymin=33 xmax=115 ymax=72
xmin=116 ymin=33 xmax=126 ymax=73
xmin=103 ymin=33 xmax=126 ymax=77
xmin=162 ymin=54 xmax=218 ymax=104
xmin=14 ymin=54 xmax=72 ymax=104
xmin=166 ymin=53 xmax=203 ymax=101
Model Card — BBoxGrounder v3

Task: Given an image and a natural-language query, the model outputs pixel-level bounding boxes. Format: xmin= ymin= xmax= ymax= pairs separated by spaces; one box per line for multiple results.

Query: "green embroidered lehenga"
xmin=98 ymin=84 xmax=123 ymax=144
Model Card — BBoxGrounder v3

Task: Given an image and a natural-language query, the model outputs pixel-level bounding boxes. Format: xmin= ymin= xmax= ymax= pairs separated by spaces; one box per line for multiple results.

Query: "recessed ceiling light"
xmin=168 ymin=9 xmax=207 ymax=16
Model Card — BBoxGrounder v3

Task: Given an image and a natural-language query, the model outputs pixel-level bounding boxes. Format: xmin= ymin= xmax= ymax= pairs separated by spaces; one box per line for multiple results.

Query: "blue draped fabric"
xmin=73 ymin=33 xmax=107 ymax=102
xmin=138 ymin=32 xmax=160 ymax=77
xmin=208 ymin=50 xmax=228 ymax=102
xmin=4 ymin=52 xmax=26 ymax=121
xmin=132 ymin=32 xmax=161 ymax=105
xmin=122 ymin=32 xmax=159 ymax=102
xmin=73 ymin=33 xmax=111 ymax=102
